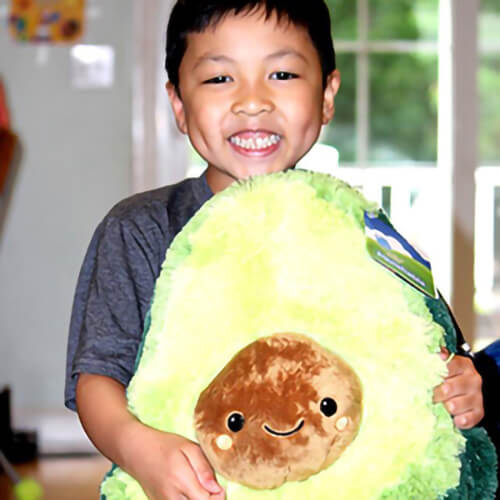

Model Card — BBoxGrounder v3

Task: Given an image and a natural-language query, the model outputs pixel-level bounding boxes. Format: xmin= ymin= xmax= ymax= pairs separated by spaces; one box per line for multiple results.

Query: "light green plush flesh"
xmin=101 ymin=171 xmax=464 ymax=500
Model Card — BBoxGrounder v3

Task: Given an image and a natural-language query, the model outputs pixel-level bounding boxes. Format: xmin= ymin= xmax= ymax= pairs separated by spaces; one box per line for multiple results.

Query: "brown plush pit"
xmin=194 ymin=333 xmax=363 ymax=489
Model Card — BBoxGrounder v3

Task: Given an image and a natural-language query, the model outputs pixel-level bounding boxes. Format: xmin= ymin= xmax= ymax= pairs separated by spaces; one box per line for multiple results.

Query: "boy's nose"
xmin=231 ymin=85 xmax=274 ymax=116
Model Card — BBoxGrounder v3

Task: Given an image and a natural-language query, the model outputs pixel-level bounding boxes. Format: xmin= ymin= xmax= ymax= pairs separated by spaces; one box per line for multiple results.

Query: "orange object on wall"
xmin=9 ymin=0 xmax=85 ymax=43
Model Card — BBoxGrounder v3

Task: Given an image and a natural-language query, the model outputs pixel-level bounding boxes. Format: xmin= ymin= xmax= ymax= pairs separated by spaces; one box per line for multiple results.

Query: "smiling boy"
xmin=66 ymin=1 xmax=484 ymax=499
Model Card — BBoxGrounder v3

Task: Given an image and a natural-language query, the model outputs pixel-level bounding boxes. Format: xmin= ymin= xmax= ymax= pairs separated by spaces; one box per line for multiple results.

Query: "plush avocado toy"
xmin=101 ymin=170 xmax=497 ymax=499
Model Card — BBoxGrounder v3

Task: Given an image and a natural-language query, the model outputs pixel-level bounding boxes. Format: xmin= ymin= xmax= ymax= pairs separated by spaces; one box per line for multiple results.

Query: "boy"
xmin=65 ymin=1 xmax=486 ymax=498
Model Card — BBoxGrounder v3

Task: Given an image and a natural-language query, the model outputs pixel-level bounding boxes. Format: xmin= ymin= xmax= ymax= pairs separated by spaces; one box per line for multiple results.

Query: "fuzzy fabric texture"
xmin=101 ymin=170 xmax=497 ymax=499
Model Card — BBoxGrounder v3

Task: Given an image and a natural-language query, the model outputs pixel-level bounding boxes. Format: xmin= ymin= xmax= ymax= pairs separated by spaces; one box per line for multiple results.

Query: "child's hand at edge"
xmin=433 ymin=347 xmax=484 ymax=429
xmin=125 ymin=428 xmax=225 ymax=500
xmin=76 ymin=374 xmax=224 ymax=500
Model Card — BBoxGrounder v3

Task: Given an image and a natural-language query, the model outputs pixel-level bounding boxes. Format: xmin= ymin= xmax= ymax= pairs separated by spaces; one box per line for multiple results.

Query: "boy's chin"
xmin=206 ymin=164 xmax=298 ymax=192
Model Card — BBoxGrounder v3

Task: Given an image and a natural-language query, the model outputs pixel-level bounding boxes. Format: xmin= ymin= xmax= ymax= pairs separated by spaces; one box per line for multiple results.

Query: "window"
xmin=474 ymin=0 xmax=500 ymax=348
xmin=323 ymin=0 xmax=439 ymax=166
xmin=478 ymin=0 xmax=500 ymax=166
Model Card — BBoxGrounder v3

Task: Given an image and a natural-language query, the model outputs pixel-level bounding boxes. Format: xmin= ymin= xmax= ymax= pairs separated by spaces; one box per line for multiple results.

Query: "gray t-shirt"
xmin=65 ymin=173 xmax=213 ymax=411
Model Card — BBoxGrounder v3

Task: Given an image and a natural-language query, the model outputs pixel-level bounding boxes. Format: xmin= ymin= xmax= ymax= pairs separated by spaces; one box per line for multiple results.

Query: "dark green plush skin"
xmin=425 ymin=296 xmax=498 ymax=499
xmin=383 ymin=199 xmax=498 ymax=498
xmin=370 ymin=211 xmax=498 ymax=499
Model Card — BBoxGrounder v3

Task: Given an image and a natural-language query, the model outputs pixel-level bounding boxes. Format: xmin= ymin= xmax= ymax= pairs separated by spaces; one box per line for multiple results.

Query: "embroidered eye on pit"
xmin=227 ymin=412 xmax=245 ymax=432
xmin=320 ymin=397 xmax=337 ymax=417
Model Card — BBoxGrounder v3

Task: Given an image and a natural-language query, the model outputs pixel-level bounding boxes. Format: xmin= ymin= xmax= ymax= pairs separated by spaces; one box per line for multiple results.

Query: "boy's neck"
xmin=205 ymin=164 xmax=298 ymax=194
xmin=205 ymin=165 xmax=237 ymax=194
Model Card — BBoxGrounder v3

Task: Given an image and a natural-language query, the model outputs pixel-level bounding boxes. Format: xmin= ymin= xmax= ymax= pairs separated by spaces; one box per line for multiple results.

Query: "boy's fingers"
xmin=434 ymin=356 xmax=481 ymax=403
xmin=433 ymin=380 xmax=460 ymax=403
xmin=170 ymin=450 xmax=211 ymax=500
xmin=446 ymin=366 xmax=482 ymax=394
xmin=443 ymin=393 xmax=476 ymax=416
xmin=434 ymin=350 xmax=484 ymax=429
xmin=177 ymin=475 xmax=210 ymax=500
xmin=439 ymin=349 xmax=477 ymax=378
xmin=434 ymin=373 xmax=481 ymax=403
xmin=439 ymin=346 xmax=449 ymax=361
xmin=181 ymin=445 xmax=223 ymax=495
xmin=209 ymin=491 xmax=226 ymax=500
xmin=453 ymin=408 xmax=484 ymax=429
xmin=445 ymin=355 xmax=476 ymax=378
xmin=434 ymin=385 xmax=484 ymax=427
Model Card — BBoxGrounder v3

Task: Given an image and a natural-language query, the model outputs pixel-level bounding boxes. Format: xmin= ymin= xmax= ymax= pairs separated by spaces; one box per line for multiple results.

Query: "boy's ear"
xmin=166 ymin=81 xmax=188 ymax=134
xmin=322 ymin=70 xmax=341 ymax=125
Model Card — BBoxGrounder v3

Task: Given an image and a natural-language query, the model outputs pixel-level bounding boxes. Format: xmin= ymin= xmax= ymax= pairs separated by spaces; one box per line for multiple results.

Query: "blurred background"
xmin=0 ymin=0 xmax=498 ymax=498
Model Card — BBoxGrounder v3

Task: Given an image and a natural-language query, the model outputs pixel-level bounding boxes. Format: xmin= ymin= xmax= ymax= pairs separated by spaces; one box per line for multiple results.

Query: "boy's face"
xmin=167 ymin=9 xmax=340 ymax=193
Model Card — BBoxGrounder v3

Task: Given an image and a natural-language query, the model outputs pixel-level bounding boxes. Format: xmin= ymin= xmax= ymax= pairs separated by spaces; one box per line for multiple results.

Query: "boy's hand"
xmin=76 ymin=374 xmax=224 ymax=500
xmin=433 ymin=347 xmax=484 ymax=429
xmin=125 ymin=426 xmax=225 ymax=500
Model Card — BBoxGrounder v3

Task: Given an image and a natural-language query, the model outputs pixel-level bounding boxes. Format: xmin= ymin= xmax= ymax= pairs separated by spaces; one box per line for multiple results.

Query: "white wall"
xmin=0 ymin=0 xmax=133 ymax=412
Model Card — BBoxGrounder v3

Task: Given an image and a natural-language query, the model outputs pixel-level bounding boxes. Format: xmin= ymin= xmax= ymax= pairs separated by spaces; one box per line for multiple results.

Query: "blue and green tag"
xmin=364 ymin=211 xmax=437 ymax=299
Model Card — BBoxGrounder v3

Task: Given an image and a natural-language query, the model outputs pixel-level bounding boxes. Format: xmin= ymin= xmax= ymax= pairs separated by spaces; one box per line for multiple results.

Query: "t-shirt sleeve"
xmin=64 ymin=211 xmax=166 ymax=411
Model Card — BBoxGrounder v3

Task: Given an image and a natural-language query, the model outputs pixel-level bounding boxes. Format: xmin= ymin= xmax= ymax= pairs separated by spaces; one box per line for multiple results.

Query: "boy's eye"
xmin=270 ymin=71 xmax=299 ymax=81
xmin=203 ymin=75 xmax=233 ymax=84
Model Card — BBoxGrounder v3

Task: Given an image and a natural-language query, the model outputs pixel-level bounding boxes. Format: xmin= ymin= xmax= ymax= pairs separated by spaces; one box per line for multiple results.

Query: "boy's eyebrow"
xmin=193 ymin=54 xmax=235 ymax=69
xmin=193 ymin=49 xmax=308 ymax=69
xmin=265 ymin=49 xmax=308 ymax=63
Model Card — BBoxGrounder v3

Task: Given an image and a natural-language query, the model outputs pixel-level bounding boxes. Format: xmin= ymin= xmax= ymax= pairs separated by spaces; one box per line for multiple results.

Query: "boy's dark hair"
xmin=166 ymin=0 xmax=336 ymax=93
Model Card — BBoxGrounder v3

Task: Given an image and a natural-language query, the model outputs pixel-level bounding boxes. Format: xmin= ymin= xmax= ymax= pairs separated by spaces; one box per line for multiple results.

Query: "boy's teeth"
xmin=230 ymin=134 xmax=280 ymax=150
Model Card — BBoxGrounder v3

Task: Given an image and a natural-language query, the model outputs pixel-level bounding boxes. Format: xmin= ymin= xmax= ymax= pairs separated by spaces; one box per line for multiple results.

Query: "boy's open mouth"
xmin=229 ymin=131 xmax=281 ymax=155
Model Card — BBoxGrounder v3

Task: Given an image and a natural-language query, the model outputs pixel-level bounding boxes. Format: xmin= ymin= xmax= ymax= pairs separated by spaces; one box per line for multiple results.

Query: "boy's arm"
xmin=76 ymin=373 xmax=224 ymax=500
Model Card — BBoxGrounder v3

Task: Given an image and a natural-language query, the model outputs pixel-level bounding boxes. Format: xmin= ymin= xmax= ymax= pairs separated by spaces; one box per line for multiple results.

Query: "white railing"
xmin=475 ymin=166 xmax=500 ymax=311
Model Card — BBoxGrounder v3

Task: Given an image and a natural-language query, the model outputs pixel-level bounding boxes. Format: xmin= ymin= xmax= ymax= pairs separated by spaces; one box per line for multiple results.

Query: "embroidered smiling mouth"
xmin=263 ymin=419 xmax=305 ymax=437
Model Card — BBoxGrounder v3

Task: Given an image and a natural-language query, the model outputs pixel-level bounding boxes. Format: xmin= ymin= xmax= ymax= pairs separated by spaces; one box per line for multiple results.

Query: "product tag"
xmin=364 ymin=211 xmax=437 ymax=298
